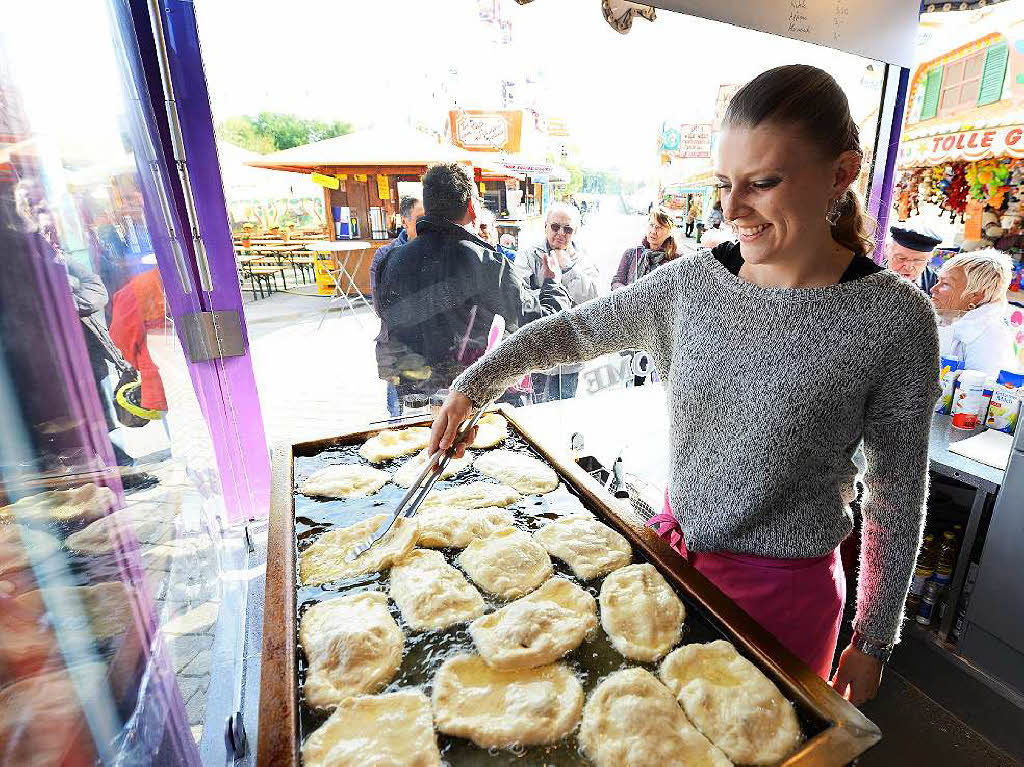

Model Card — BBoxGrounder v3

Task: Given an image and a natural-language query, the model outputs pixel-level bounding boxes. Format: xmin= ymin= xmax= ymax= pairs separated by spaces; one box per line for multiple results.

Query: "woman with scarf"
xmin=611 ymin=206 xmax=679 ymax=290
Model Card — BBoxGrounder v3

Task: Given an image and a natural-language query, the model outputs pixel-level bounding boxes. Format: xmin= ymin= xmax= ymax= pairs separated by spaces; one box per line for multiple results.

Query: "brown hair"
xmin=650 ymin=206 xmax=678 ymax=259
xmin=723 ymin=64 xmax=875 ymax=258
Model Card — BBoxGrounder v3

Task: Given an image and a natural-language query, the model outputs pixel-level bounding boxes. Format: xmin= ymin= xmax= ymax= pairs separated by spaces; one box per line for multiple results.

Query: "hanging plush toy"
xmin=928 ymin=166 xmax=945 ymax=204
xmin=895 ymin=171 xmax=914 ymax=220
xmin=944 ymin=163 xmax=969 ymax=220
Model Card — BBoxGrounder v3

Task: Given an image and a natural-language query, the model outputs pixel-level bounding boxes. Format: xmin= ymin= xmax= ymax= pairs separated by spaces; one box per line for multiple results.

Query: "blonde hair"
xmin=649 ymin=206 xmax=678 ymax=259
xmin=941 ymin=248 xmax=1013 ymax=306
xmin=725 ymin=64 xmax=876 ymax=258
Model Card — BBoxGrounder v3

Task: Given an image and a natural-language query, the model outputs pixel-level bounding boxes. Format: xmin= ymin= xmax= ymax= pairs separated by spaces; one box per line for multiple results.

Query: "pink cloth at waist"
xmin=647 ymin=493 xmax=846 ymax=680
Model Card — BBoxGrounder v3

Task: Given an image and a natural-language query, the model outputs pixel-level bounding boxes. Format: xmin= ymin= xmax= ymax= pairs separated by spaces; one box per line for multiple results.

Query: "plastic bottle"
xmin=907 ymin=534 xmax=937 ymax=613
xmin=936 ymin=530 xmax=959 ymax=577
xmin=951 ymin=370 xmax=992 ymax=430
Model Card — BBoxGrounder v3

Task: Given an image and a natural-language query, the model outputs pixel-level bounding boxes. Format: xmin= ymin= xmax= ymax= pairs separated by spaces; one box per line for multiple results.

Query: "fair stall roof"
xmin=245 ymin=127 xmax=510 ymax=176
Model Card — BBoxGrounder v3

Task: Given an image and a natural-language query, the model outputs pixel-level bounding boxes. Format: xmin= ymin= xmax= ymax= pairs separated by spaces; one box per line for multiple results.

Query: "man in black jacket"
xmin=376 ymin=163 xmax=571 ymax=401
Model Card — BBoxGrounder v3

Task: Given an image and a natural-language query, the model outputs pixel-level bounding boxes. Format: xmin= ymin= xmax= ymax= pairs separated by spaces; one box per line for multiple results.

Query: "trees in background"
xmin=216 ymin=112 xmax=353 ymax=153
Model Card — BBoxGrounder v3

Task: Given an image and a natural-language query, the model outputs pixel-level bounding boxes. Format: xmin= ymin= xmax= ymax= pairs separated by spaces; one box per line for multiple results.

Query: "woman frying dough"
xmin=431 ymin=65 xmax=939 ymax=705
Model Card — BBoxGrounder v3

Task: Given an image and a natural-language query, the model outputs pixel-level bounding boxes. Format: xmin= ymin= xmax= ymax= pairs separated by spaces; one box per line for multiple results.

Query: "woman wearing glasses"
xmin=433 ymin=65 xmax=940 ymax=707
xmin=514 ymin=202 xmax=601 ymax=402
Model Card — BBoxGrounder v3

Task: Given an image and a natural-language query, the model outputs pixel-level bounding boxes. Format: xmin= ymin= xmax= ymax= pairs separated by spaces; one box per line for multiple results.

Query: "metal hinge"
xmin=179 ymin=310 xmax=246 ymax=363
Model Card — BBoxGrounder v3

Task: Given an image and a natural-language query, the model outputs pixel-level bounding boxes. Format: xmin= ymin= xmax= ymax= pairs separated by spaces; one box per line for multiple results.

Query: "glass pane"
xmin=0 ymin=1 xmax=241 ymax=763
xmin=964 ymin=51 xmax=985 ymax=79
xmin=946 ymin=58 xmax=966 ymax=86
xmin=960 ymin=78 xmax=981 ymax=107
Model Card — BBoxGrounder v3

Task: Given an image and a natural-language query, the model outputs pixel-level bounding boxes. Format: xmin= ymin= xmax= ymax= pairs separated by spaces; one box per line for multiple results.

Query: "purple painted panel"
xmin=868 ymin=66 xmax=911 ymax=263
xmin=129 ymin=0 xmax=272 ymax=522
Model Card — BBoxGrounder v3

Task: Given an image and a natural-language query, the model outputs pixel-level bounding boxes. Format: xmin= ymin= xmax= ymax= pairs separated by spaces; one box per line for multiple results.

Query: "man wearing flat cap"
xmin=887 ymin=224 xmax=942 ymax=295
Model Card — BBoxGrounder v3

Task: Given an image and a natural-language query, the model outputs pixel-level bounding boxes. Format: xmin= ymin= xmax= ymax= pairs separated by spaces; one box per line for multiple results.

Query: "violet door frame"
xmin=867 ymin=64 xmax=912 ymax=262
xmin=127 ymin=0 xmax=271 ymax=523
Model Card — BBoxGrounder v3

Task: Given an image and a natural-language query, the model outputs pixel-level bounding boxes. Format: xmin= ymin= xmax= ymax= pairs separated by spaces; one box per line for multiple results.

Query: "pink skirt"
xmin=648 ymin=492 xmax=846 ymax=680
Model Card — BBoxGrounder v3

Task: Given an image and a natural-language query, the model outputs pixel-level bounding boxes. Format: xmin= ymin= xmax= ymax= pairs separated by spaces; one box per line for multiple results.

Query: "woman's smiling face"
xmin=715 ymin=122 xmax=849 ymax=264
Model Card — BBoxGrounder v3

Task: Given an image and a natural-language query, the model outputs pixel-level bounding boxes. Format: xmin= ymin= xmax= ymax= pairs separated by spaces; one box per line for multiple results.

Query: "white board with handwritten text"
xmin=650 ymin=0 xmax=920 ymax=68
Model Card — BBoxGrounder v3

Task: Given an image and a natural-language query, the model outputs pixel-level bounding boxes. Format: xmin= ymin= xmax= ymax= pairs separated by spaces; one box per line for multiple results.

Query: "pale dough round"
xmin=0 ymin=526 xmax=60 ymax=576
xmin=302 ymin=690 xmax=441 ymax=767
xmin=390 ymin=549 xmax=484 ymax=631
xmin=299 ymin=464 xmax=390 ymax=499
xmin=600 ymin=563 xmax=685 ymax=662
xmin=414 ymin=505 xmax=515 ymax=549
xmin=457 ymin=528 xmax=552 ymax=600
xmin=300 ymin=591 xmax=404 ymax=708
xmin=469 ymin=577 xmax=597 ymax=670
xmin=421 ymin=481 xmax=520 ymax=510
xmin=535 ymin=516 xmax=632 ymax=580
xmin=474 ymin=449 xmax=558 ymax=495
xmin=470 ymin=413 xmax=508 ymax=449
xmin=359 ymin=427 xmax=431 ymax=463
xmin=66 ymin=504 xmax=174 ymax=554
xmin=0 ymin=483 xmax=116 ymax=524
xmin=659 ymin=640 xmax=802 ymax=765
xmin=393 ymin=449 xmax=473 ymax=488
xmin=17 ymin=582 xmax=133 ymax=641
xmin=580 ymin=668 xmax=732 ymax=767
xmin=431 ymin=653 xmax=583 ymax=749
xmin=299 ymin=515 xmax=417 ymax=585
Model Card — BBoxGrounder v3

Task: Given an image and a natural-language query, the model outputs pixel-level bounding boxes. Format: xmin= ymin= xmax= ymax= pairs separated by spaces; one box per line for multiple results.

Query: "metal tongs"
xmin=348 ymin=404 xmax=491 ymax=560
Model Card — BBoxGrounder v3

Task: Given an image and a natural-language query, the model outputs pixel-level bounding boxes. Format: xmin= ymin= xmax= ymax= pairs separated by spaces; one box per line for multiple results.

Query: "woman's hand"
xmin=830 ymin=644 xmax=883 ymax=706
xmin=429 ymin=391 xmax=478 ymax=459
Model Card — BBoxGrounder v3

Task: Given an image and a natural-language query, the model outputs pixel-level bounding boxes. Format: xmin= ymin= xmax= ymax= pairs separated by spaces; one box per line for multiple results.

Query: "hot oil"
xmin=292 ymin=431 xmax=828 ymax=764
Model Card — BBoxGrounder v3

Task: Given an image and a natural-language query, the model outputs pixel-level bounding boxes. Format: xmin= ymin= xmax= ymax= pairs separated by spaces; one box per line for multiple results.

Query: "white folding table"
xmin=303 ymin=240 xmax=374 ymax=329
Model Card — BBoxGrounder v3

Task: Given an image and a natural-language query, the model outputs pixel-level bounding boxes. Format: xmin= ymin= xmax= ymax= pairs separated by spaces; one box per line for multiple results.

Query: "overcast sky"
xmin=194 ymin=0 xmax=887 ymax=173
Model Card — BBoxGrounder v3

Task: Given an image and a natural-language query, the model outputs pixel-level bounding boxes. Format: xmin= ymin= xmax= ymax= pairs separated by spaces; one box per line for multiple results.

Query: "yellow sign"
xmin=312 ymin=172 xmax=340 ymax=190
xmin=479 ymin=182 xmax=486 ymax=193
xmin=355 ymin=173 xmax=368 ymax=182
xmin=376 ymin=174 xmax=391 ymax=200
xmin=338 ymin=173 xmax=347 ymax=180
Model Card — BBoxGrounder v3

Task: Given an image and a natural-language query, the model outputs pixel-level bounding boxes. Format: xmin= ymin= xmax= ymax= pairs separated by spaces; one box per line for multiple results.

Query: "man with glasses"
xmin=376 ymin=163 xmax=570 ymax=403
xmin=887 ymin=224 xmax=942 ymax=295
xmin=515 ymin=202 xmax=601 ymax=402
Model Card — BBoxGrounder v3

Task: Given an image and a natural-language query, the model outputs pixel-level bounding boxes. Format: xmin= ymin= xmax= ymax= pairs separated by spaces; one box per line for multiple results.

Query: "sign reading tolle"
xmin=899 ymin=124 xmax=1024 ymax=167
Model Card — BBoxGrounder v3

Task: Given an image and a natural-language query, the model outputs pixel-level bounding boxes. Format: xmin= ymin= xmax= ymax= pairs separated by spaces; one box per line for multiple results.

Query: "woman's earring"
xmin=825 ymin=198 xmax=842 ymax=226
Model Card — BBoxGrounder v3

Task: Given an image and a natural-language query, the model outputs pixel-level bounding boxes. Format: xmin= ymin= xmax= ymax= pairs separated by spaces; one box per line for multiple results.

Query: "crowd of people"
xmin=372 ymin=173 xmax=1020 ymax=418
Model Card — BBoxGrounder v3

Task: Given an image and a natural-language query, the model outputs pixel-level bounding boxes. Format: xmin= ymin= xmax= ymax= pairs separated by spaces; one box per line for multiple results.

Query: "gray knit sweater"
xmin=453 ymin=248 xmax=941 ymax=645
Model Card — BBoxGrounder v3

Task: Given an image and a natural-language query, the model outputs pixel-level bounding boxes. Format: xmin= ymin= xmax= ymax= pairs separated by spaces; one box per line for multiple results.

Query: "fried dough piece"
xmin=469 ymin=413 xmax=508 ymax=449
xmin=301 ymin=690 xmax=441 ymax=767
xmin=414 ymin=505 xmax=514 ymax=549
xmin=599 ymin=563 xmax=684 ymax=662
xmin=0 ymin=483 xmax=116 ymax=524
xmin=393 ymin=449 xmax=473 ymax=488
xmin=580 ymin=668 xmax=732 ymax=767
xmin=659 ymin=640 xmax=801 ymax=765
xmin=298 ymin=464 xmax=390 ymax=499
xmin=474 ymin=450 xmax=558 ymax=495
xmin=469 ymin=577 xmax=596 ymax=670
xmin=535 ymin=516 xmax=632 ymax=580
xmin=431 ymin=654 xmax=582 ymax=749
xmin=457 ymin=528 xmax=552 ymax=600
xmin=390 ymin=549 xmax=484 ymax=631
xmin=300 ymin=592 xmax=404 ymax=708
xmin=299 ymin=515 xmax=416 ymax=585
xmin=359 ymin=427 xmax=431 ymax=463
xmin=420 ymin=481 xmax=520 ymax=510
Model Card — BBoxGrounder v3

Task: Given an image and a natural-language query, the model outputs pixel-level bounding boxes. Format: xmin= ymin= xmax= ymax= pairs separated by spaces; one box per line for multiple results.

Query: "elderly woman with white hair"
xmin=932 ymin=248 xmax=1017 ymax=377
xmin=515 ymin=201 xmax=601 ymax=401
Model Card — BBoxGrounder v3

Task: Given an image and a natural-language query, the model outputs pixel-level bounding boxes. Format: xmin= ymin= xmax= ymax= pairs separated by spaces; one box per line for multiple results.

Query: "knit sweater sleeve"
xmin=453 ymin=260 xmax=681 ymax=405
xmin=855 ymin=296 xmax=941 ymax=645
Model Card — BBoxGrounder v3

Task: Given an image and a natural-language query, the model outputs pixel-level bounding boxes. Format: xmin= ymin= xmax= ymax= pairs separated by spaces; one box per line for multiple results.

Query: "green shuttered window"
xmin=977 ymin=42 xmax=1009 ymax=106
xmin=921 ymin=67 xmax=943 ymax=120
